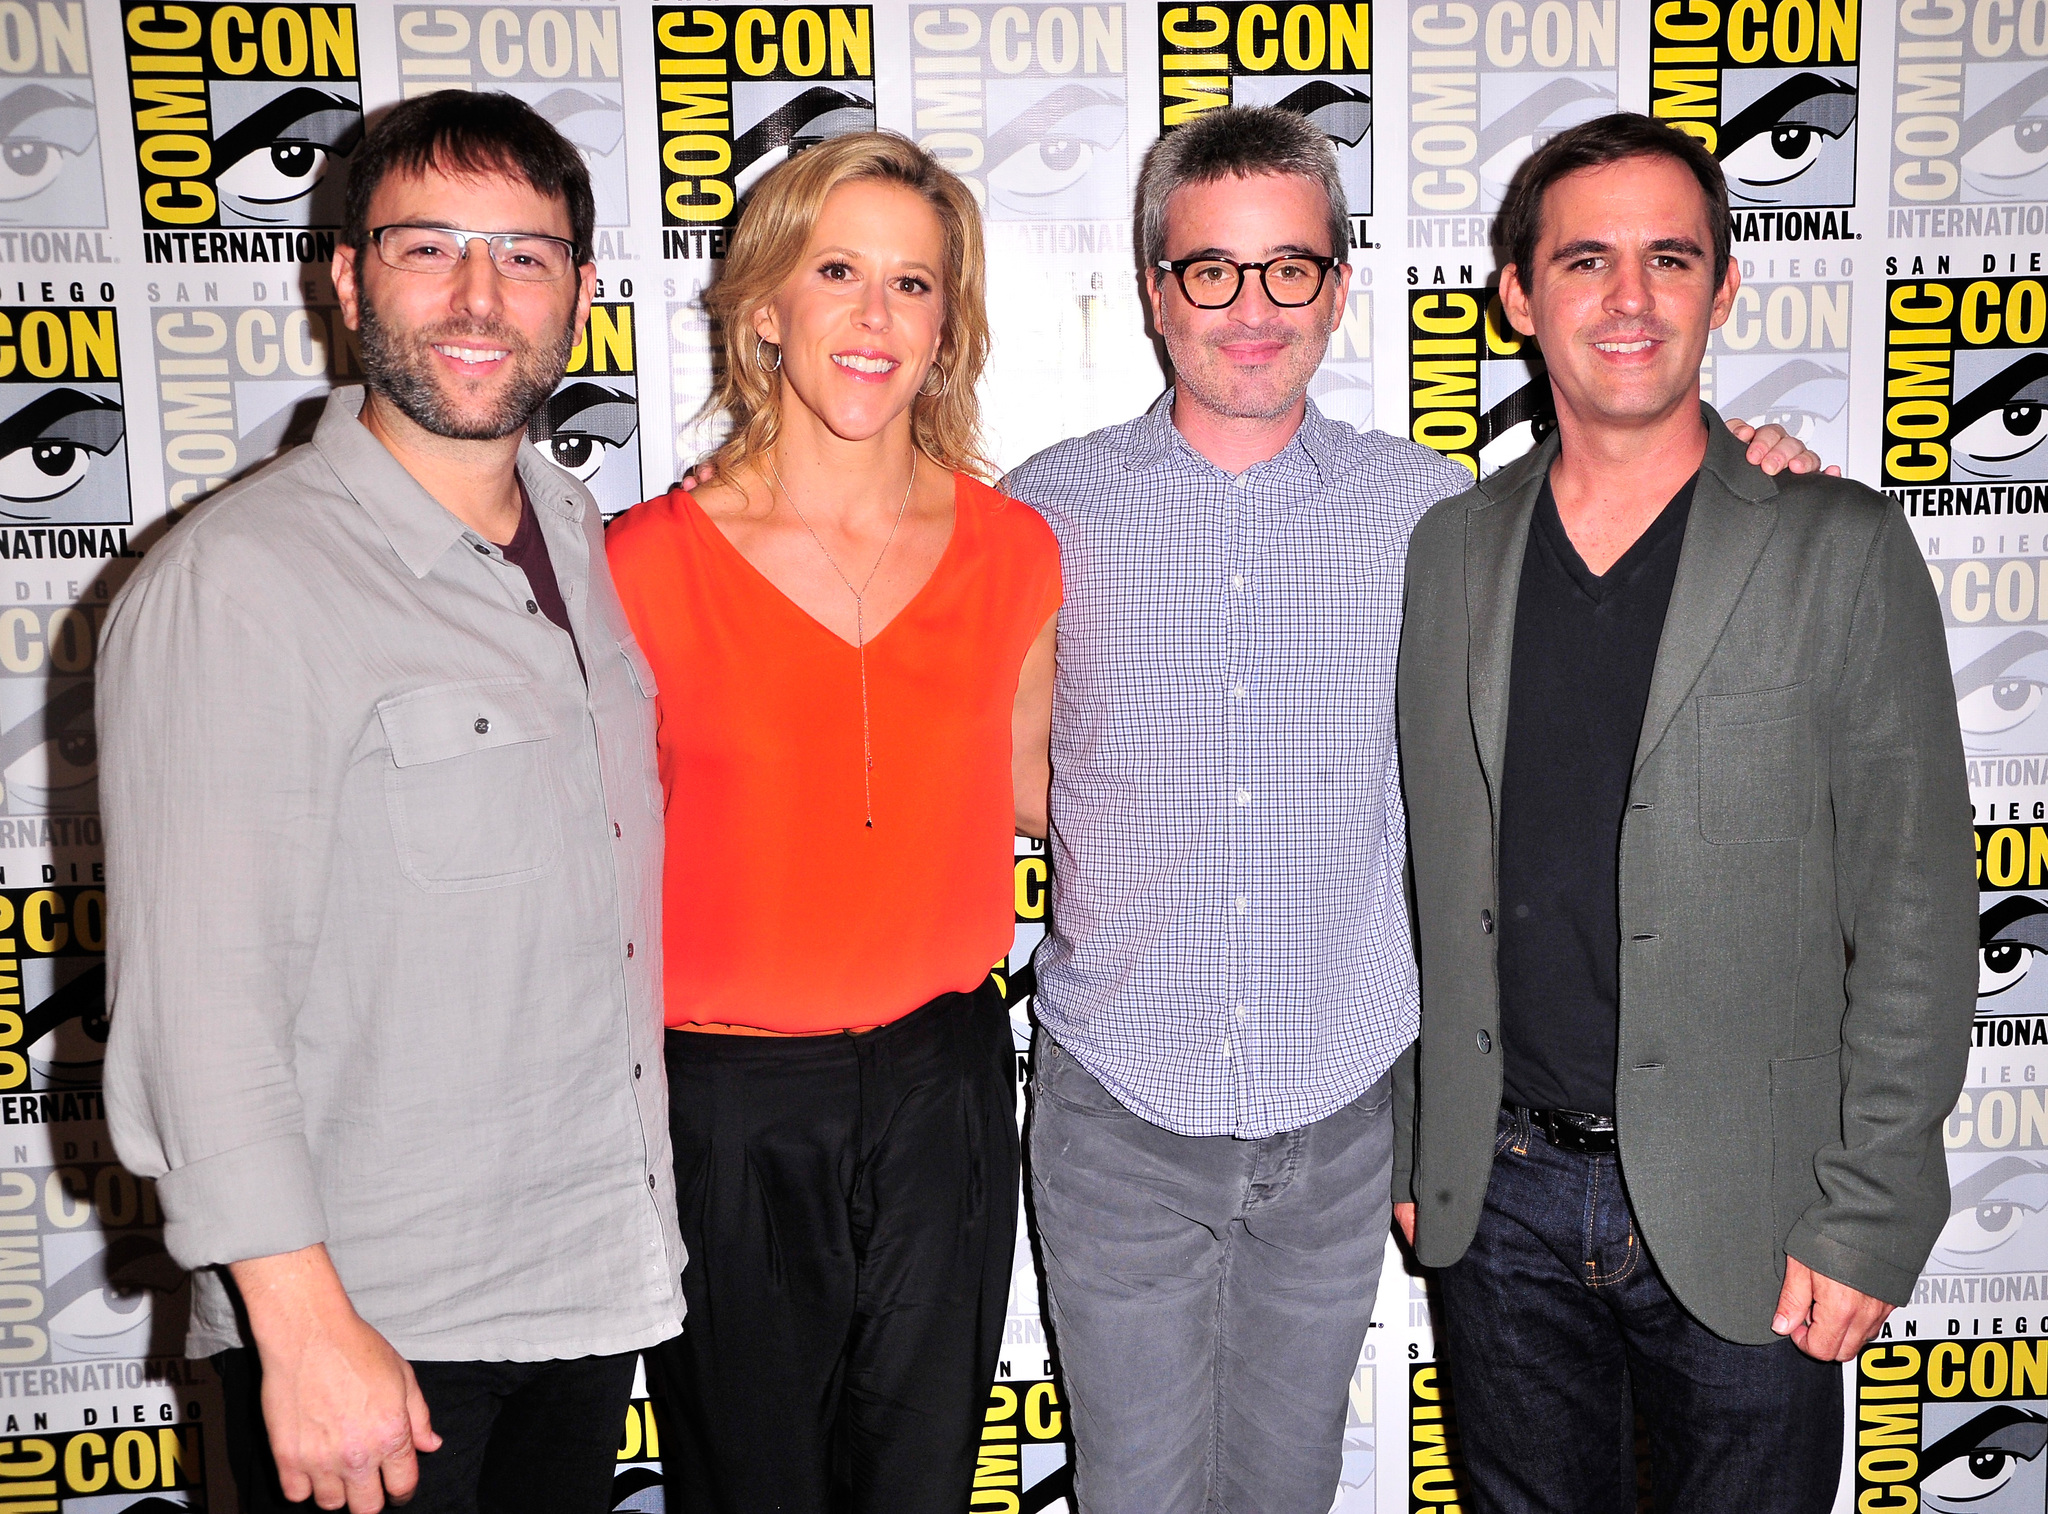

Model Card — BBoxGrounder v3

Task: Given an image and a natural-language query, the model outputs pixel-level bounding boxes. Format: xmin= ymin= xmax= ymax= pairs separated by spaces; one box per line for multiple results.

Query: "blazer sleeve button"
xmin=1480 ymin=909 xmax=1494 ymax=933
xmin=1477 ymin=1030 xmax=1493 ymax=1053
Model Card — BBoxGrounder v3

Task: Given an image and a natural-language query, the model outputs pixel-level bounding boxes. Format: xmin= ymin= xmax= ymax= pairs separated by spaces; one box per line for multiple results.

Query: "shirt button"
xmin=1480 ymin=909 xmax=1494 ymax=933
xmin=1234 ymin=1004 xmax=1246 ymax=1022
xmin=1235 ymin=895 xmax=1247 ymax=914
xmin=648 ymin=1173 xmax=656 ymax=1190
xmin=1232 ymin=573 xmax=1245 ymax=590
xmin=1235 ymin=788 xmax=1251 ymax=805
xmin=472 ymin=541 xmax=489 ymax=554
xmin=626 ymin=942 xmax=635 ymax=958
xmin=1231 ymin=683 xmax=1246 ymax=699
xmin=1477 ymin=1029 xmax=1493 ymax=1054
xmin=634 ymin=1063 xmax=642 ymax=1079
xmin=614 ymin=821 xmax=622 ymax=837
xmin=527 ymin=599 xmax=539 ymax=614
xmin=474 ymin=717 xmax=490 ymax=734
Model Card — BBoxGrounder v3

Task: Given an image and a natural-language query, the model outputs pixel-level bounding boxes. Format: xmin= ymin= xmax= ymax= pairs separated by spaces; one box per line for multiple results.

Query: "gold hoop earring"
xmin=756 ymin=337 xmax=781 ymax=373
xmin=920 ymin=363 xmax=948 ymax=398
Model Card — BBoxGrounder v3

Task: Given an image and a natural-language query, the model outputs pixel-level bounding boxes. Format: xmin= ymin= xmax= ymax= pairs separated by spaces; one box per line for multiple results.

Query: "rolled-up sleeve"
xmin=100 ymin=558 xmax=333 ymax=1269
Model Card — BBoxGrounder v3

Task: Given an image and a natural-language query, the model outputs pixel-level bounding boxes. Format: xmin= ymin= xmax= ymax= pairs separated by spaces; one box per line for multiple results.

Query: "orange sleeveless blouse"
xmin=605 ymin=473 xmax=1062 ymax=1033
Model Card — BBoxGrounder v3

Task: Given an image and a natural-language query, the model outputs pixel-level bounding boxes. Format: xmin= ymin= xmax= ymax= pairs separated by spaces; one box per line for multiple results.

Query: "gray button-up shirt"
xmin=1006 ymin=396 xmax=1470 ymax=1140
xmin=100 ymin=388 xmax=685 ymax=1361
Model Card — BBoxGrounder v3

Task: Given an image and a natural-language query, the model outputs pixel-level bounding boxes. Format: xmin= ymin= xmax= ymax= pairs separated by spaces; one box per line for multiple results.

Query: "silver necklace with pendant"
xmin=767 ymin=449 xmax=917 ymax=829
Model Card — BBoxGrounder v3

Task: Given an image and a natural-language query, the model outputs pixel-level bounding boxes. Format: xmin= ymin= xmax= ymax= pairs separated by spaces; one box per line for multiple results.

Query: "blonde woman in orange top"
xmin=605 ymin=134 xmax=1058 ymax=1514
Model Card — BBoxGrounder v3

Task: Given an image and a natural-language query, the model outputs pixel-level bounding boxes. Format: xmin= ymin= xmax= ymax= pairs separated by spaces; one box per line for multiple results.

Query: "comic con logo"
xmin=1891 ymin=0 xmax=2048 ymax=220
xmin=393 ymin=7 xmax=630 ymax=227
xmin=1310 ymin=281 xmax=1371 ymax=430
xmin=0 ymin=3 xmax=103 ymax=231
xmin=150 ymin=301 xmax=357 ymax=506
xmin=122 ymin=3 xmax=362 ymax=262
xmin=972 ymin=1381 xmax=1071 ymax=1511
xmin=653 ymin=4 xmax=876 ymax=256
xmin=1650 ymin=0 xmax=1860 ymax=216
xmin=1857 ymin=1339 xmax=2048 ymax=1513
xmin=1704 ymin=275 xmax=1851 ymax=458
xmin=1407 ymin=0 xmax=1617 ymax=220
xmin=0 ymin=601 xmax=103 ymax=837
xmin=1406 ymin=279 xmax=1548 ymax=478
xmin=909 ymin=6 xmax=1128 ymax=222
xmin=1930 ymin=557 xmax=2048 ymax=787
xmin=0 ymin=1162 xmax=187 ymax=1366
xmin=0 ymin=309 xmax=124 ymax=529
xmin=0 ymin=888 xmax=105 ymax=1097
xmin=1157 ymin=3 xmax=1372 ymax=218
xmin=1409 ymin=1364 xmax=1468 ymax=1514
xmin=540 ymin=301 xmax=640 ymax=518
xmin=1883 ymin=275 xmax=2048 ymax=492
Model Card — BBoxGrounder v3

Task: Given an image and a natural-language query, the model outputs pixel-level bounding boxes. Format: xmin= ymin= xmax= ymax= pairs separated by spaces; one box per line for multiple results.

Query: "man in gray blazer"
xmin=1393 ymin=113 xmax=1977 ymax=1512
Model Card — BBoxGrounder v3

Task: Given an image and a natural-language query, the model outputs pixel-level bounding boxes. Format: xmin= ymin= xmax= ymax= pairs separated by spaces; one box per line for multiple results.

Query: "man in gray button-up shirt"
xmin=100 ymin=94 xmax=682 ymax=1514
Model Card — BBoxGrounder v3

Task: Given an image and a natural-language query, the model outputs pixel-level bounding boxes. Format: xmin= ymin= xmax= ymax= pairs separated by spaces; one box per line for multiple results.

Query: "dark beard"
xmin=357 ymin=289 xmax=576 ymax=441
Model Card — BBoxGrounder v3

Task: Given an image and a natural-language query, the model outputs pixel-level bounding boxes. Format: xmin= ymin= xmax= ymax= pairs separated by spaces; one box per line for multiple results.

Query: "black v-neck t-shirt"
xmin=1496 ymin=471 xmax=1697 ymax=1116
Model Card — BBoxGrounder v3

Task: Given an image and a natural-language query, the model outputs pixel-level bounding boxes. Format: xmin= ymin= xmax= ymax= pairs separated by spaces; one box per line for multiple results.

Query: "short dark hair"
xmin=1136 ymin=105 xmax=1348 ymax=272
xmin=343 ymin=92 xmax=595 ymax=265
xmin=1494 ymin=113 xmax=1731 ymax=289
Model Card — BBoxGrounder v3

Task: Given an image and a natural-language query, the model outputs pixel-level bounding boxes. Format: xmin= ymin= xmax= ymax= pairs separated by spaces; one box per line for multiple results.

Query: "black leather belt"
xmin=1510 ymin=1104 xmax=1618 ymax=1155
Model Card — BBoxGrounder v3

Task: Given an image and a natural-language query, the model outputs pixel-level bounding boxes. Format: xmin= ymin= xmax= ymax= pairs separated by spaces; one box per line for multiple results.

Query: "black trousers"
xmin=645 ymin=980 xmax=1020 ymax=1514
xmin=216 ymin=1345 xmax=640 ymax=1514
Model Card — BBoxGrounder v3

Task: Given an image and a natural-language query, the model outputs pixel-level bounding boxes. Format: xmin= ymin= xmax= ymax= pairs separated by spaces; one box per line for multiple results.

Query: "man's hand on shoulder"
xmin=231 ymin=1246 xmax=440 ymax=1511
xmin=1724 ymin=417 xmax=1844 ymax=478
xmin=1772 ymin=1254 xmax=1893 ymax=1362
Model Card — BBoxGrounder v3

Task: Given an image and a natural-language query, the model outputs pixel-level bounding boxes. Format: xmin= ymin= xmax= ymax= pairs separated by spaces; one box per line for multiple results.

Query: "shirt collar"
xmin=1119 ymin=388 xmax=1339 ymax=488
xmin=312 ymin=385 xmax=590 ymax=579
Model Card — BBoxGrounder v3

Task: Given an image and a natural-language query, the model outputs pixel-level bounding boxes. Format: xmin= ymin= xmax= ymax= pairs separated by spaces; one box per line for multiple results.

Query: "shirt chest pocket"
xmin=1696 ymin=682 xmax=1814 ymax=844
xmin=616 ymin=635 xmax=664 ymax=816
xmin=378 ymin=679 xmax=561 ymax=890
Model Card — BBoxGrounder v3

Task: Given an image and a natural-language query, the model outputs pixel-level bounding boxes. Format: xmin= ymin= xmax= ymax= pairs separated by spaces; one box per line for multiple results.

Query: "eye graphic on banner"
xmin=1650 ymin=0 xmax=1858 ymax=236
xmin=0 ymin=2 xmax=106 ymax=238
xmin=121 ymin=3 xmax=363 ymax=265
xmin=1705 ymin=277 xmax=1852 ymax=461
xmin=908 ymin=6 xmax=1128 ymax=222
xmin=1857 ymin=1341 xmax=2048 ymax=1513
xmin=1890 ymin=0 xmax=2048 ymax=229
xmin=392 ymin=6 xmax=632 ymax=232
xmin=1157 ymin=2 xmax=1372 ymax=227
xmin=653 ymin=5 xmax=876 ymax=259
xmin=536 ymin=302 xmax=641 ymax=518
xmin=1408 ymin=0 xmax=1616 ymax=234
xmin=1884 ymin=274 xmax=2048 ymax=516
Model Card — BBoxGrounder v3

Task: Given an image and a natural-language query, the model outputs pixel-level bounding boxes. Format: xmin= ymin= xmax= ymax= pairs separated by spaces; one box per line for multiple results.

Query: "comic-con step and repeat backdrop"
xmin=0 ymin=0 xmax=2014 ymax=1509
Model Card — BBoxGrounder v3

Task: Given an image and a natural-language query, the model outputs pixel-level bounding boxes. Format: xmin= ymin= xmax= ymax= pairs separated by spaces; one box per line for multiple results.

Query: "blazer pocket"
xmin=1698 ymin=682 xmax=1813 ymax=844
xmin=379 ymin=678 xmax=561 ymax=891
xmin=1769 ymin=1048 xmax=1842 ymax=1247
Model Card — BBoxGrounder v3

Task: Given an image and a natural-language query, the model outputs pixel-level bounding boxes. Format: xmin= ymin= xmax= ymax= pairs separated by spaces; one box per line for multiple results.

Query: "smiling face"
xmin=752 ymin=177 xmax=947 ymax=448
xmin=1500 ymin=153 xmax=1737 ymax=441
xmin=1148 ymin=171 xmax=1351 ymax=426
xmin=333 ymin=162 xmax=593 ymax=442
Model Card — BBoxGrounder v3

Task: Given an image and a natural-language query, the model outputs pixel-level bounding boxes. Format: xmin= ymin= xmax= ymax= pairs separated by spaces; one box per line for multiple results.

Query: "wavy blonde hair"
xmin=702 ymin=132 xmax=992 ymax=480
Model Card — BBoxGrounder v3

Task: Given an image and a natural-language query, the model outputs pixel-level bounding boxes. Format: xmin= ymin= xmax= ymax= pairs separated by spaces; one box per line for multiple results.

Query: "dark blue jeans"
xmin=1433 ymin=1107 xmax=1844 ymax=1514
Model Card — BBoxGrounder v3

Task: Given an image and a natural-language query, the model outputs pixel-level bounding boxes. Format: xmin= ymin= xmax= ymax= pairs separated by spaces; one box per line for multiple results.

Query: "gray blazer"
xmin=1392 ymin=409 xmax=1978 ymax=1344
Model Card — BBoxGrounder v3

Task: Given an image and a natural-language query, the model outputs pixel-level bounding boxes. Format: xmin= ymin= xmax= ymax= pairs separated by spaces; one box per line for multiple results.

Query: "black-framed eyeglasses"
xmin=1155 ymin=254 xmax=1340 ymax=309
xmin=370 ymin=224 xmax=579 ymax=283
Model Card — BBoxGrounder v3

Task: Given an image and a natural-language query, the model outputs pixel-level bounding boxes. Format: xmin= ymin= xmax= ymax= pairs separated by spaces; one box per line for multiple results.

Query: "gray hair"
xmin=1136 ymin=106 xmax=1349 ymax=272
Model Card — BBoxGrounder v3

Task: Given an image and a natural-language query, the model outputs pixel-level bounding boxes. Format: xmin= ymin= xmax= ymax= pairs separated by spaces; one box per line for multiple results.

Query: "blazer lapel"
xmin=1465 ymin=447 xmax=1547 ymax=814
xmin=1633 ymin=414 xmax=1779 ymax=774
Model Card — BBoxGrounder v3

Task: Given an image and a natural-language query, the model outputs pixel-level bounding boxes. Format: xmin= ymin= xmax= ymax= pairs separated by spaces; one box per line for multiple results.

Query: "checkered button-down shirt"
xmin=1006 ymin=394 xmax=1472 ymax=1139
